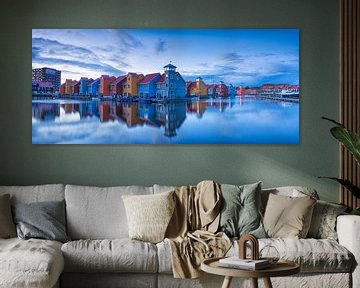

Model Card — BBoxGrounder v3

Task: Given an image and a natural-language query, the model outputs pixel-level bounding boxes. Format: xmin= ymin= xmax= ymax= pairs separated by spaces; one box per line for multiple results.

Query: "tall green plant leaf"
xmin=322 ymin=117 xmax=360 ymax=165
xmin=318 ymin=177 xmax=360 ymax=198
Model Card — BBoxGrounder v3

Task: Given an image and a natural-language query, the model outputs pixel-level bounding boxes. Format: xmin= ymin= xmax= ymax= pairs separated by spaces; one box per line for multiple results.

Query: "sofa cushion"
xmin=12 ymin=200 xmax=70 ymax=243
xmin=0 ymin=238 xmax=64 ymax=288
xmin=0 ymin=184 xmax=65 ymax=204
xmin=0 ymin=194 xmax=16 ymax=238
xmin=65 ymin=185 xmax=153 ymax=239
xmin=307 ymin=200 xmax=347 ymax=240
xmin=263 ymin=194 xmax=316 ymax=238
xmin=122 ymin=191 xmax=175 ymax=243
xmin=261 ymin=186 xmax=319 ymax=213
xmin=158 ymin=237 xmax=353 ymax=274
xmin=61 ymin=239 xmax=158 ymax=273
xmin=218 ymin=182 xmax=266 ymax=238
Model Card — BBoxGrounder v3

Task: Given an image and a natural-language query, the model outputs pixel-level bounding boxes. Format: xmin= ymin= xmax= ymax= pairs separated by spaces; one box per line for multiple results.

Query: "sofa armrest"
xmin=337 ymin=215 xmax=360 ymax=288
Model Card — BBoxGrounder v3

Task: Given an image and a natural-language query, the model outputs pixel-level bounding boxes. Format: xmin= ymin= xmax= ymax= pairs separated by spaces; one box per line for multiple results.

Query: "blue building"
xmin=87 ymin=78 xmax=100 ymax=96
xmin=138 ymin=73 xmax=161 ymax=98
xmin=228 ymin=84 xmax=236 ymax=96
xmin=156 ymin=64 xmax=186 ymax=99
xmin=79 ymin=77 xmax=92 ymax=95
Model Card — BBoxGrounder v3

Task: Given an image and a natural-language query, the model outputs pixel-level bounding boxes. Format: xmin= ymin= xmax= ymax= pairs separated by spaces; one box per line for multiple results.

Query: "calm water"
xmin=32 ymin=97 xmax=299 ymax=144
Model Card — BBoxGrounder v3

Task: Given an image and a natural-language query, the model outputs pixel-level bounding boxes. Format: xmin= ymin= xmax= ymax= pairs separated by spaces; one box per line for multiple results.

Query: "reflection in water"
xmin=32 ymin=97 xmax=299 ymax=144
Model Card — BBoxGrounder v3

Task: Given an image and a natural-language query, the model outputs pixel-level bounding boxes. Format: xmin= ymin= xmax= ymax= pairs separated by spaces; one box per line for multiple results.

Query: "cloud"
xmin=32 ymin=37 xmax=127 ymax=78
xmin=223 ymin=52 xmax=244 ymax=63
xmin=155 ymin=39 xmax=167 ymax=54
xmin=109 ymin=30 xmax=143 ymax=50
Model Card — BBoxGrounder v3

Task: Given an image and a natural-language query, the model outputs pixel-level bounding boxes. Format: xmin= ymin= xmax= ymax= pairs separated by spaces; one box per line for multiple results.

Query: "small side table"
xmin=201 ymin=257 xmax=300 ymax=288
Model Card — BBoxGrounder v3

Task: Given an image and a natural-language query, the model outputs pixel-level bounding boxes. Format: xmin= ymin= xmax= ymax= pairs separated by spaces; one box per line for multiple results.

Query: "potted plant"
xmin=320 ymin=117 xmax=360 ymax=215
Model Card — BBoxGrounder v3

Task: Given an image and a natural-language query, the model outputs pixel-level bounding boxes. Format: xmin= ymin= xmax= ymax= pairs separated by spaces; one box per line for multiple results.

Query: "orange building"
xmin=122 ymin=72 xmax=144 ymax=97
xmin=64 ymin=79 xmax=78 ymax=95
xmin=99 ymin=75 xmax=116 ymax=96
xmin=187 ymin=77 xmax=207 ymax=97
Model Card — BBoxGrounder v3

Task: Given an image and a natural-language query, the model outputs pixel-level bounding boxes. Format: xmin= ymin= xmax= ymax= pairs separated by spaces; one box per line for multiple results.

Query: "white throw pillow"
xmin=122 ymin=191 xmax=175 ymax=243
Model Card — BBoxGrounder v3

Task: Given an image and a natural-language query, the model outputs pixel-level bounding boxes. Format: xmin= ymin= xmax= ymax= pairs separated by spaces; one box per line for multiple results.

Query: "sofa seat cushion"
xmin=0 ymin=238 xmax=64 ymax=288
xmin=61 ymin=239 xmax=158 ymax=273
xmin=157 ymin=238 xmax=353 ymax=274
xmin=230 ymin=238 xmax=354 ymax=273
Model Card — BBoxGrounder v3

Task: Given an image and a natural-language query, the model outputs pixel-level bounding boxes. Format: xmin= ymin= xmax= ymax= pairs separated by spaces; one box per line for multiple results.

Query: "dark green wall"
xmin=0 ymin=0 xmax=340 ymax=202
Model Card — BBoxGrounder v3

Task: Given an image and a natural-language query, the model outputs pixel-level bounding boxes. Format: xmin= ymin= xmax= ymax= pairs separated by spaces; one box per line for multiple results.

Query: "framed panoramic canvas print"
xmin=32 ymin=29 xmax=299 ymax=144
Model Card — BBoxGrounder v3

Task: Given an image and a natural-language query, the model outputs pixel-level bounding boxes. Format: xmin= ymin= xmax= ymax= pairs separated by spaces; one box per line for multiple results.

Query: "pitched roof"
xmin=111 ymin=75 xmax=126 ymax=85
xmin=163 ymin=63 xmax=177 ymax=69
xmin=156 ymin=74 xmax=166 ymax=83
xmin=139 ymin=73 xmax=160 ymax=84
xmin=89 ymin=78 xmax=100 ymax=86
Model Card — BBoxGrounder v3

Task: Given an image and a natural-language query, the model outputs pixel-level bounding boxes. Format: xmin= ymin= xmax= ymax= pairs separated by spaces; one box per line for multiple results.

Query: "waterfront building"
xmin=79 ymin=77 xmax=93 ymax=95
xmin=207 ymin=84 xmax=216 ymax=97
xmin=187 ymin=77 xmax=207 ymax=97
xmin=87 ymin=78 xmax=100 ymax=96
xmin=110 ymin=75 xmax=127 ymax=96
xmin=228 ymin=84 xmax=236 ymax=96
xmin=138 ymin=73 xmax=161 ymax=98
xmin=72 ymin=81 xmax=80 ymax=96
xmin=32 ymin=81 xmax=54 ymax=94
xmin=244 ymin=88 xmax=258 ymax=95
xmin=236 ymin=86 xmax=245 ymax=95
xmin=32 ymin=67 xmax=61 ymax=92
xmin=99 ymin=75 xmax=116 ymax=96
xmin=215 ymin=81 xmax=228 ymax=96
xmin=64 ymin=79 xmax=78 ymax=95
xmin=59 ymin=83 xmax=65 ymax=96
xmin=155 ymin=64 xmax=186 ymax=99
xmin=123 ymin=73 xmax=144 ymax=97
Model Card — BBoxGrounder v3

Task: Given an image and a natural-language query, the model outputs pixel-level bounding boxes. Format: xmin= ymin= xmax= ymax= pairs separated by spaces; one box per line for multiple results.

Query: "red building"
xmin=215 ymin=81 xmax=228 ymax=96
xmin=99 ymin=75 xmax=116 ymax=96
xmin=110 ymin=75 xmax=127 ymax=96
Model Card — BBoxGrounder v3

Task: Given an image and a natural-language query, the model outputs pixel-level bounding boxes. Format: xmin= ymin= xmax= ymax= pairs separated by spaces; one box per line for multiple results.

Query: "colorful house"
xmin=122 ymin=73 xmax=144 ymax=97
xmin=99 ymin=75 xmax=116 ymax=96
xmin=79 ymin=77 xmax=92 ymax=95
xmin=155 ymin=64 xmax=186 ymax=99
xmin=110 ymin=75 xmax=127 ymax=96
xmin=228 ymin=84 xmax=236 ymax=96
xmin=138 ymin=73 xmax=161 ymax=98
xmin=64 ymin=79 xmax=78 ymax=95
xmin=59 ymin=83 xmax=65 ymax=96
xmin=215 ymin=81 xmax=228 ymax=97
xmin=72 ymin=81 xmax=80 ymax=95
xmin=236 ymin=86 xmax=245 ymax=95
xmin=207 ymin=84 xmax=216 ymax=97
xmin=187 ymin=77 xmax=207 ymax=97
xmin=87 ymin=78 xmax=100 ymax=96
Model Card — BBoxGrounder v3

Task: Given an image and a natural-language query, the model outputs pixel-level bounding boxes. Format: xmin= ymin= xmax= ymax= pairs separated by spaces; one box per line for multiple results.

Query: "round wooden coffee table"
xmin=201 ymin=257 xmax=300 ymax=288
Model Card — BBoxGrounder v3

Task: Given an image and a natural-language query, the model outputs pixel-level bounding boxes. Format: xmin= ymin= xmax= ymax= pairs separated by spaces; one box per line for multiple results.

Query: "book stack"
xmin=218 ymin=257 xmax=271 ymax=270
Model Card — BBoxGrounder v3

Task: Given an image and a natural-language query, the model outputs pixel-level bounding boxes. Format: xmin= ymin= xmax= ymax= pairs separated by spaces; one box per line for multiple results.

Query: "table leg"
xmin=221 ymin=276 xmax=233 ymax=288
xmin=251 ymin=278 xmax=258 ymax=288
xmin=263 ymin=277 xmax=273 ymax=288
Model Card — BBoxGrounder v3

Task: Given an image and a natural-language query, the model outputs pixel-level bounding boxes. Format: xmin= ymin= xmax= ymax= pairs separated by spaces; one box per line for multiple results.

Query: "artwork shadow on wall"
xmin=31 ymin=28 xmax=299 ymax=144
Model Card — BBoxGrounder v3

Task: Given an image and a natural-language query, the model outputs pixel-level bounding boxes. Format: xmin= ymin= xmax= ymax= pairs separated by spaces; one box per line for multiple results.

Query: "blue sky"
xmin=32 ymin=29 xmax=299 ymax=86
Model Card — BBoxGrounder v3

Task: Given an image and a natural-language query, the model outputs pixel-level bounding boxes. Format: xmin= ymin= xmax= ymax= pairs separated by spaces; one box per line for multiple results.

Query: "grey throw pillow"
xmin=12 ymin=200 xmax=70 ymax=243
xmin=218 ymin=182 xmax=266 ymax=238
xmin=0 ymin=194 xmax=16 ymax=238
xmin=307 ymin=200 xmax=347 ymax=240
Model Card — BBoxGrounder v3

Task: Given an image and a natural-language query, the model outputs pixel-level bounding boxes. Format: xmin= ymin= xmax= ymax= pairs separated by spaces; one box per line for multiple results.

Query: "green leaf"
xmin=322 ymin=117 xmax=360 ymax=165
xmin=318 ymin=177 xmax=360 ymax=198
xmin=330 ymin=126 xmax=360 ymax=165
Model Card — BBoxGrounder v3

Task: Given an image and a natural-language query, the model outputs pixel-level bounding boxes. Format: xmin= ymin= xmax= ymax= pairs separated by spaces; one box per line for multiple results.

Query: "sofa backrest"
xmin=0 ymin=184 xmax=65 ymax=204
xmin=65 ymin=184 xmax=154 ymax=240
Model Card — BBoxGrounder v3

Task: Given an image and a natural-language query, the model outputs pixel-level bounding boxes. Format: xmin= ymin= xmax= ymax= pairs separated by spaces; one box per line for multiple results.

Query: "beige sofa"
xmin=0 ymin=184 xmax=359 ymax=288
